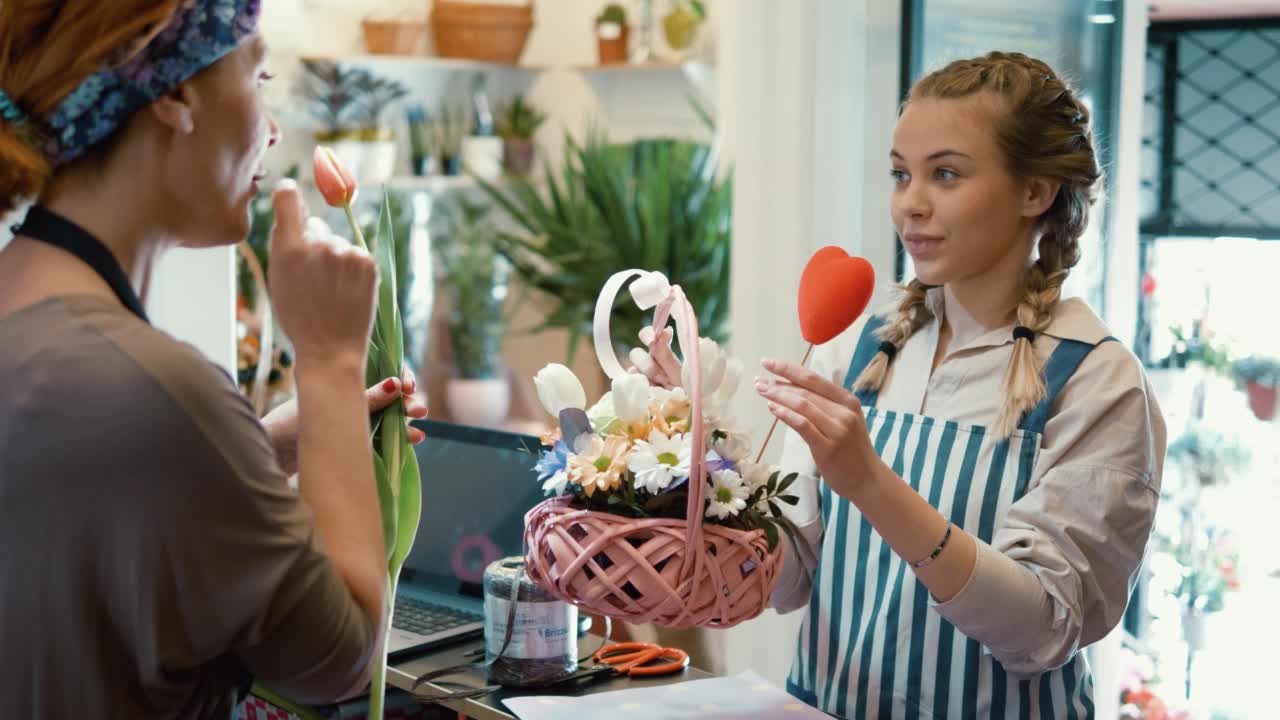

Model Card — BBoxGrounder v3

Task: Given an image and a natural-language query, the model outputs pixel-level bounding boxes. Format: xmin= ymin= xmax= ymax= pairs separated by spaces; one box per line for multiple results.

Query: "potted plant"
xmin=434 ymin=104 xmax=469 ymax=176
xmin=437 ymin=199 xmax=513 ymax=428
xmin=1166 ymin=421 xmax=1251 ymax=488
xmin=1229 ymin=355 xmax=1280 ymax=421
xmin=595 ymin=3 xmax=629 ymax=65
xmin=349 ymin=69 xmax=409 ymax=183
xmin=661 ymin=0 xmax=706 ymax=57
xmin=475 ymin=131 xmax=732 ymax=363
xmin=1172 ymin=524 xmax=1241 ymax=652
xmin=406 ymin=105 xmax=436 ymax=176
xmin=496 ymin=94 xmax=546 ymax=176
xmin=296 ymin=60 xmax=408 ymax=183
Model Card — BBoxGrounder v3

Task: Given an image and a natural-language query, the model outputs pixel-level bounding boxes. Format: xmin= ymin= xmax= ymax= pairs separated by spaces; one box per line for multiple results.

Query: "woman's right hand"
xmin=267 ymin=179 xmax=377 ymax=369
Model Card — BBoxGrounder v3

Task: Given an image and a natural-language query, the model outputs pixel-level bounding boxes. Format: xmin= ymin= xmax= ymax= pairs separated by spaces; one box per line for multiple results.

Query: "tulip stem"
xmin=754 ymin=343 xmax=814 ymax=465
xmin=344 ymin=203 xmax=369 ymax=252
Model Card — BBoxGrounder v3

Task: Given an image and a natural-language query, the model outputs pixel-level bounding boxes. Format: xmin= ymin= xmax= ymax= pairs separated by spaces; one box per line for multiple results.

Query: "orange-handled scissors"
xmin=591 ymin=641 xmax=690 ymax=677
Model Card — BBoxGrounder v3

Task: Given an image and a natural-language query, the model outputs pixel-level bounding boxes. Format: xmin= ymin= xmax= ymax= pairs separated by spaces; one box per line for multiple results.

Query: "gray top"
xmin=0 ymin=295 xmax=375 ymax=719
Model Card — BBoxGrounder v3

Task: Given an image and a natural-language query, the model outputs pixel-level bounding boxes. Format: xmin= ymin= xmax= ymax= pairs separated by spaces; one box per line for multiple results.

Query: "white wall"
xmin=720 ymin=0 xmax=903 ymax=685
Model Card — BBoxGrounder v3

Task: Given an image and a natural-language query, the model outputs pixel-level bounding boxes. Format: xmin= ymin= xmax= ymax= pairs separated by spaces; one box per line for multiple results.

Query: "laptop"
xmin=386 ymin=418 xmax=545 ymax=659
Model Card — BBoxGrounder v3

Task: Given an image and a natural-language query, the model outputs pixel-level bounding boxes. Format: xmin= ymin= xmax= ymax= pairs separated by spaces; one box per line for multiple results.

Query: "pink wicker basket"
xmin=523 ymin=270 xmax=784 ymax=628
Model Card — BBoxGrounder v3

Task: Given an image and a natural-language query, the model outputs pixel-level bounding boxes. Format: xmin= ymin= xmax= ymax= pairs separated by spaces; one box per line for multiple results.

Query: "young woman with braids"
xmin=756 ymin=52 xmax=1166 ymax=718
xmin=0 ymin=1 xmax=427 ymax=716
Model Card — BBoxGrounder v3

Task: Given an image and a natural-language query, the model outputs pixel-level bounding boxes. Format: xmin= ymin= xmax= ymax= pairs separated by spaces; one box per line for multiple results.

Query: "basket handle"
xmin=592 ymin=271 xmax=706 ymax=585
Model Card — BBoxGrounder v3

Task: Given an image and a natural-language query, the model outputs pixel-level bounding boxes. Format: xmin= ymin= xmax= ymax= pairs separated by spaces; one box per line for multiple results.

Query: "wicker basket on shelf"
xmin=362 ymin=18 xmax=427 ymax=55
xmin=429 ymin=0 xmax=534 ymax=64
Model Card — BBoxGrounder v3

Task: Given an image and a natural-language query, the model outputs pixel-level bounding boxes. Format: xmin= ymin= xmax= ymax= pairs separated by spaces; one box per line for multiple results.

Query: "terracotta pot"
xmin=596 ymin=24 xmax=629 ymax=65
xmin=503 ymin=138 xmax=536 ymax=175
xmin=1246 ymin=381 xmax=1277 ymax=421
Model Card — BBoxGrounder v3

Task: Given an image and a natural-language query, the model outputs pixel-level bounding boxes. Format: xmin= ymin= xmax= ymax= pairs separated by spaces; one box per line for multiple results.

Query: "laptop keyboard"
xmin=393 ymin=596 xmax=482 ymax=636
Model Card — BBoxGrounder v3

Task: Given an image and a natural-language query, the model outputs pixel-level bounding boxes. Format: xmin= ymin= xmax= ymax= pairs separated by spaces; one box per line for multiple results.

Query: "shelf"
xmin=376 ymin=174 xmax=540 ymax=194
xmin=300 ymin=54 xmax=546 ymax=74
xmin=571 ymin=60 xmax=715 ymax=73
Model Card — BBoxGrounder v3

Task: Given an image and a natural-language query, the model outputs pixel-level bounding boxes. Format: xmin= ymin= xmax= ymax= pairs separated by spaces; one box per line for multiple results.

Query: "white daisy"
xmin=706 ymin=469 xmax=749 ymax=519
xmin=542 ymin=470 xmax=570 ymax=495
xmin=737 ymin=461 xmax=774 ymax=512
xmin=627 ymin=429 xmax=691 ymax=494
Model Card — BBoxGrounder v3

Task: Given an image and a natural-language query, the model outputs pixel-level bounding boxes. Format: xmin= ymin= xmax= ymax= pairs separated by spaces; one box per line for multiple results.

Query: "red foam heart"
xmin=798 ymin=246 xmax=875 ymax=345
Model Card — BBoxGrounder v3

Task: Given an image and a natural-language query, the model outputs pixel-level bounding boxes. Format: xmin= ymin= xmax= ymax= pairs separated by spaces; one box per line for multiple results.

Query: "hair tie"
xmin=878 ymin=341 xmax=899 ymax=362
xmin=1012 ymin=326 xmax=1036 ymax=343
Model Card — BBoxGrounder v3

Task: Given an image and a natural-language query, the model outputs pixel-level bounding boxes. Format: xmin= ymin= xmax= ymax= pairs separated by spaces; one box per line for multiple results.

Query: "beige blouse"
xmin=770 ymin=287 xmax=1167 ymax=675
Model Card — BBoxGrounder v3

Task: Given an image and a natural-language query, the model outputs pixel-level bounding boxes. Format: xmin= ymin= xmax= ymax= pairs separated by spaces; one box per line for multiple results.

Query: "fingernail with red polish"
xmin=382 ymin=378 xmax=398 ymax=392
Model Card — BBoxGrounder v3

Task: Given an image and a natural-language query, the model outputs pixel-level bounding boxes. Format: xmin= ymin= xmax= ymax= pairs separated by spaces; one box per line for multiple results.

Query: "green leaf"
xmin=778 ymin=494 xmax=800 ymax=506
xmin=389 ymin=440 xmax=422 ymax=577
xmin=606 ymin=494 xmax=623 ymax=506
xmin=373 ymin=452 xmax=396 ymax=564
xmin=373 ymin=191 xmax=403 ymax=370
xmin=768 ymin=500 xmax=783 ymax=519
xmin=776 ymin=472 xmax=799 ymax=496
xmin=762 ymin=520 xmax=779 ymax=551
xmin=767 ymin=471 xmax=779 ymax=495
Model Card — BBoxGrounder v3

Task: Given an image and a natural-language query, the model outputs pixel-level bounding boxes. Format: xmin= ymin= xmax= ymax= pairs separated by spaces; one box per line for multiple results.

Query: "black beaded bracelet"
xmin=910 ymin=523 xmax=953 ymax=569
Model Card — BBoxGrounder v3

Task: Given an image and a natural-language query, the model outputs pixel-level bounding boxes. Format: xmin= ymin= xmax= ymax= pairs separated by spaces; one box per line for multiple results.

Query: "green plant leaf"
xmin=373 ymin=192 xmax=403 ymax=369
xmin=776 ymin=472 xmax=799 ymax=496
xmin=373 ymin=451 xmax=396 ymax=564
xmin=390 ymin=441 xmax=422 ymax=576
xmin=762 ymin=520 xmax=779 ymax=551
xmin=778 ymin=494 xmax=800 ymax=506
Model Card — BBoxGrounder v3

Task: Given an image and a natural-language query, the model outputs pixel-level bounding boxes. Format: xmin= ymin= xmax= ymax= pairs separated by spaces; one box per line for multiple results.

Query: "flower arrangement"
xmin=1172 ymin=525 xmax=1241 ymax=614
xmin=520 ymin=268 xmax=793 ymax=630
xmin=530 ymin=352 xmax=799 ymax=549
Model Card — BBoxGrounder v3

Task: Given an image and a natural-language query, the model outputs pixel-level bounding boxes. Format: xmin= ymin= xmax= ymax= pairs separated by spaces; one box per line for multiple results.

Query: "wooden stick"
xmin=754 ymin=343 xmax=814 ymax=464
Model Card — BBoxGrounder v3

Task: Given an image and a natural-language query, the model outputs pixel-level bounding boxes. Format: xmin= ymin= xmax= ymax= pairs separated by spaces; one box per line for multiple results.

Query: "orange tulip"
xmin=313 ymin=146 xmax=358 ymax=208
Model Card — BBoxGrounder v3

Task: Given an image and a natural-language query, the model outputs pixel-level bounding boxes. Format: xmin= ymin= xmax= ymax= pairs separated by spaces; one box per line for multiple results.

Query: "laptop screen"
xmin=399 ymin=419 xmax=545 ymax=600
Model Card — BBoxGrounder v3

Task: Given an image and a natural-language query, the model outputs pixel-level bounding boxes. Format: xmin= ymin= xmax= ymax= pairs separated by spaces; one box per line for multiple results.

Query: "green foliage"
xmin=296 ymin=60 xmax=408 ymax=137
xmin=475 ymin=131 xmax=732 ymax=363
xmin=1167 ymin=421 xmax=1251 ymax=485
xmin=1229 ymin=355 xmax=1280 ymax=388
xmin=497 ymin=94 xmax=547 ymax=141
xmin=435 ymin=199 xmax=512 ymax=379
xmin=596 ymin=3 xmax=627 ymax=25
xmin=1155 ymin=321 xmax=1232 ymax=374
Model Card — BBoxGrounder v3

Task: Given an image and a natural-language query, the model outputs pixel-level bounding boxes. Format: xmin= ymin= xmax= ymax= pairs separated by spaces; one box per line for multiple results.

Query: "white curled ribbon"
xmin=591 ymin=269 xmax=706 ymax=583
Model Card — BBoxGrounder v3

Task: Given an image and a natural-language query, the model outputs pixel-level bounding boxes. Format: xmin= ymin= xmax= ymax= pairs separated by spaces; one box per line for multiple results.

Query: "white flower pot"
xmin=446 ymin=377 xmax=510 ymax=429
xmin=362 ymin=139 xmax=398 ymax=184
xmin=461 ymin=136 xmax=504 ymax=181
xmin=329 ymin=139 xmax=366 ymax=184
xmin=1181 ymin=607 xmax=1209 ymax=652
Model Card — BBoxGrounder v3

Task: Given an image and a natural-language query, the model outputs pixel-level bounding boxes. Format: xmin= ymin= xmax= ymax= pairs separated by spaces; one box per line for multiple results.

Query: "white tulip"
xmin=533 ymin=363 xmax=586 ymax=417
xmin=712 ymin=430 xmax=753 ymax=463
xmin=681 ymin=337 xmax=727 ymax=399
xmin=705 ymin=356 xmax=744 ymax=422
xmin=612 ymin=373 xmax=651 ymax=423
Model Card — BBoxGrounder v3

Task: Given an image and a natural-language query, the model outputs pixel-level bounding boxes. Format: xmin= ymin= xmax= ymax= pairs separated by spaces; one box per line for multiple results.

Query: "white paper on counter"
xmin=501 ymin=670 xmax=831 ymax=719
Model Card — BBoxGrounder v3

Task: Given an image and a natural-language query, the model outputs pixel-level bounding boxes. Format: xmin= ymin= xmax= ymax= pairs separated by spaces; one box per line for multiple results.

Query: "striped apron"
xmin=785 ymin=316 xmax=1104 ymax=719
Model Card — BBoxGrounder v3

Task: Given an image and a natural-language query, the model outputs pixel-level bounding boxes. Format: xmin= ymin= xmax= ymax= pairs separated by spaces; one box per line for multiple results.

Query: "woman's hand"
xmin=264 ymin=368 xmax=429 ymax=475
xmin=754 ymin=357 xmax=884 ymax=501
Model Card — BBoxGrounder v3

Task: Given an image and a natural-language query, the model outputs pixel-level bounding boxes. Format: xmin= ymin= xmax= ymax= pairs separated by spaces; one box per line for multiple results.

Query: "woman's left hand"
xmin=265 ymin=369 xmax=430 ymax=475
xmin=755 ymin=358 xmax=884 ymax=501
